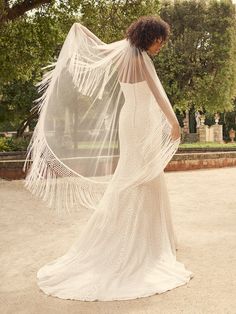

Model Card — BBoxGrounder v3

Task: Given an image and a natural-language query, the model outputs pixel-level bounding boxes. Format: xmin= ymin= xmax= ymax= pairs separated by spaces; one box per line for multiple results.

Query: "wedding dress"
xmin=36 ymin=80 xmax=193 ymax=301
xmin=23 ymin=23 xmax=194 ymax=301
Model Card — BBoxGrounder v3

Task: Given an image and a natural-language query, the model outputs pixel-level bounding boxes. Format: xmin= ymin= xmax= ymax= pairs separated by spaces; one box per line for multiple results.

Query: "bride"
xmin=23 ymin=15 xmax=194 ymax=301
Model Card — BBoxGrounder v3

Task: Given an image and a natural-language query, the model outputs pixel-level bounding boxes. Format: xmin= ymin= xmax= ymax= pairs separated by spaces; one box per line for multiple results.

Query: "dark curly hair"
xmin=125 ymin=16 xmax=170 ymax=51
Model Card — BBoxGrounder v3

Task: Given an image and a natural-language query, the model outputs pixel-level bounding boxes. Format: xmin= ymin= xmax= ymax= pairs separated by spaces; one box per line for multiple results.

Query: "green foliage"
xmin=221 ymin=98 xmax=236 ymax=140
xmin=0 ymin=0 xmax=161 ymax=132
xmin=0 ymin=2 xmax=81 ymax=84
xmin=0 ymin=136 xmax=30 ymax=151
xmin=0 ymin=79 xmax=38 ymax=131
xmin=80 ymin=0 xmax=160 ymax=43
xmin=157 ymin=0 xmax=236 ymax=113
xmin=179 ymin=141 xmax=236 ymax=148
xmin=1 ymin=0 xmax=236 ymax=137
xmin=0 ymin=0 xmax=82 ymax=131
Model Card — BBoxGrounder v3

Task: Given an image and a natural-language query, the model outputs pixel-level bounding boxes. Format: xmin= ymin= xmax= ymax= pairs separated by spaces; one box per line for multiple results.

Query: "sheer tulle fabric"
xmin=23 ymin=22 xmax=181 ymax=214
xmin=23 ymin=23 xmax=194 ymax=301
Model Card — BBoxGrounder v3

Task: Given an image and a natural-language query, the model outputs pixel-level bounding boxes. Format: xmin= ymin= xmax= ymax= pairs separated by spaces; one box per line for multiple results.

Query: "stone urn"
xmin=229 ymin=128 xmax=235 ymax=142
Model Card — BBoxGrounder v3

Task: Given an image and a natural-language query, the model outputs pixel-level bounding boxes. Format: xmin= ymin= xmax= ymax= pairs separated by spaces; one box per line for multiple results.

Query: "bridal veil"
xmin=23 ymin=22 xmax=180 ymax=214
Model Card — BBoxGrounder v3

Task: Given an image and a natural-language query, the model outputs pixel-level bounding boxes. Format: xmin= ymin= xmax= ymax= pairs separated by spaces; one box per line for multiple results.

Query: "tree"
xmin=157 ymin=0 xmax=236 ymax=114
xmin=0 ymin=0 xmax=161 ymax=134
xmin=0 ymin=0 xmax=52 ymax=24
xmin=80 ymin=0 xmax=160 ymax=43
xmin=1 ymin=0 xmax=236 ymax=137
xmin=0 ymin=0 xmax=82 ymax=134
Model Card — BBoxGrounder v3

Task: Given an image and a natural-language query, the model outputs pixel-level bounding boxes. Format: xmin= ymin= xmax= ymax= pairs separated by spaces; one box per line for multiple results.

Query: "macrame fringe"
xmin=68 ymin=52 xmax=111 ymax=100
xmin=119 ymin=111 xmax=180 ymax=190
xmin=23 ymin=120 xmax=108 ymax=216
xmin=21 ymin=54 xmax=101 ymax=214
xmin=22 ymin=22 xmax=180 ymax=216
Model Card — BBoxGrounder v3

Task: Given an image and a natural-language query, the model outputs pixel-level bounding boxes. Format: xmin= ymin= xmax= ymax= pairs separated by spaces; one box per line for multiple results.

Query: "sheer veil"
xmin=23 ymin=22 xmax=180 ymax=214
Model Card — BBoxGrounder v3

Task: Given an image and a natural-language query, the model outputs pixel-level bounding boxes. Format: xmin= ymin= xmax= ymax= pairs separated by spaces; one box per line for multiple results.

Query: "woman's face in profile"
xmin=146 ymin=38 xmax=165 ymax=56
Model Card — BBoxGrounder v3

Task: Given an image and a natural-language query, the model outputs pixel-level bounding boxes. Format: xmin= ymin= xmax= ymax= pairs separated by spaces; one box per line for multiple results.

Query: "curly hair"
xmin=125 ymin=16 xmax=170 ymax=51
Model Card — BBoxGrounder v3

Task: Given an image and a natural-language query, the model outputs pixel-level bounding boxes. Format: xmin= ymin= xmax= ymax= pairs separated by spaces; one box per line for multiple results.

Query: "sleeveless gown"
xmin=37 ymin=81 xmax=194 ymax=301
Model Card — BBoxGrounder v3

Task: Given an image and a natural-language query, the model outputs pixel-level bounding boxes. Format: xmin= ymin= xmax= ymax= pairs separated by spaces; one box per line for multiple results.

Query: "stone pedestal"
xmin=196 ymin=113 xmax=223 ymax=143
xmin=199 ymin=125 xmax=208 ymax=142
xmin=212 ymin=124 xmax=223 ymax=143
xmin=198 ymin=123 xmax=223 ymax=143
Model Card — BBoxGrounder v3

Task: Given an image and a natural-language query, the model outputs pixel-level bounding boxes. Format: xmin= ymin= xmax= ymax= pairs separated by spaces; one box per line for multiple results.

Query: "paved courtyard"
xmin=0 ymin=167 xmax=236 ymax=314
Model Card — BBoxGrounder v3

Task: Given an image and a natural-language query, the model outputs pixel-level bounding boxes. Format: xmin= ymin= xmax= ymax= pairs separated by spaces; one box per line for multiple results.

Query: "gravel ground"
xmin=0 ymin=167 xmax=236 ymax=314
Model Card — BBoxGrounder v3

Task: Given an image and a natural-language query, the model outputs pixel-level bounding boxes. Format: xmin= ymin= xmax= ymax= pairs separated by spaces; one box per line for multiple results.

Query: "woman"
xmin=23 ymin=15 xmax=194 ymax=301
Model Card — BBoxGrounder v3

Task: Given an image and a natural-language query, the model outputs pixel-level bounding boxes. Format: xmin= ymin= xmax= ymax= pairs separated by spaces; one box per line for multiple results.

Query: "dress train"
xmin=36 ymin=81 xmax=194 ymax=301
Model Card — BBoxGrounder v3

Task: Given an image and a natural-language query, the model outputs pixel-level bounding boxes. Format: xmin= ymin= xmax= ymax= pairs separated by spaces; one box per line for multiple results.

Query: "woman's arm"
xmin=143 ymin=63 xmax=179 ymax=126
xmin=74 ymin=22 xmax=105 ymax=45
xmin=141 ymin=55 xmax=180 ymax=140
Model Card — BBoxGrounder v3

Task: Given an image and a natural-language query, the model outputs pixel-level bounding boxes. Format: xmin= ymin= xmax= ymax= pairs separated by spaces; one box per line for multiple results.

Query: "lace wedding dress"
xmin=36 ymin=80 xmax=194 ymax=301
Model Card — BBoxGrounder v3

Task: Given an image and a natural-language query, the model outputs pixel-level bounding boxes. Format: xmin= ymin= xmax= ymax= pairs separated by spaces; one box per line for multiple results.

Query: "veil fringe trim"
xmin=22 ymin=22 xmax=180 ymax=215
xmin=23 ymin=61 xmax=109 ymax=215
xmin=23 ymin=128 xmax=108 ymax=215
